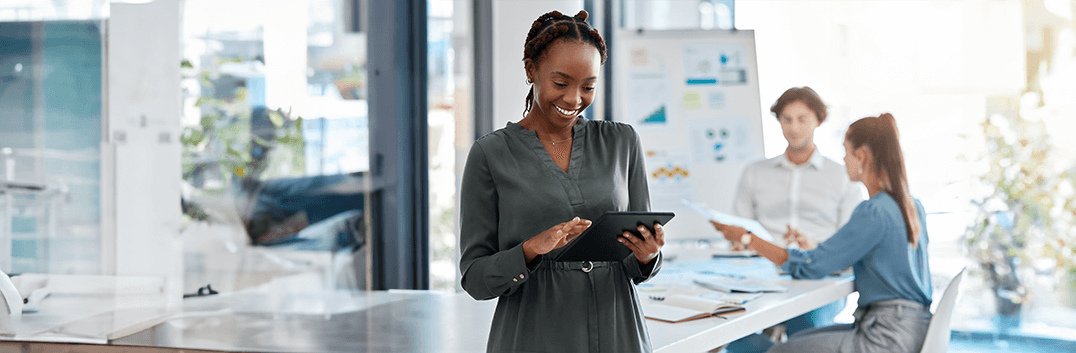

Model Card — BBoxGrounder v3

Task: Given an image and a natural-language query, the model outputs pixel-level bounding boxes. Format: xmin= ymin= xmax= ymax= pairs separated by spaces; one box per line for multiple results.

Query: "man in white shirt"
xmin=733 ymin=141 xmax=864 ymax=249
xmin=722 ymin=87 xmax=865 ymax=353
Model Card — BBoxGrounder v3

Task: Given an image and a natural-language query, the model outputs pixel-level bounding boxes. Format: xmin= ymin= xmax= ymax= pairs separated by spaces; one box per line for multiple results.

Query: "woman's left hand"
xmin=619 ymin=223 xmax=665 ymax=265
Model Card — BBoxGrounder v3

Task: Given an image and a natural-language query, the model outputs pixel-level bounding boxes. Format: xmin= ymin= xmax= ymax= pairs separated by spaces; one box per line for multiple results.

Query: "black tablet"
xmin=554 ymin=211 xmax=675 ymax=262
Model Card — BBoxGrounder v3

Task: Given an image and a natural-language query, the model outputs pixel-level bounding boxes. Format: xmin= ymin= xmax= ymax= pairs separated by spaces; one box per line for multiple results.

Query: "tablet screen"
xmin=554 ymin=211 xmax=675 ymax=262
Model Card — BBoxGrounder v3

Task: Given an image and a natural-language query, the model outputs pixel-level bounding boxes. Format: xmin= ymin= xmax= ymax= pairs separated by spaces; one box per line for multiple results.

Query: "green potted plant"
xmin=965 ymin=107 xmax=1054 ymax=326
xmin=1040 ymin=167 xmax=1076 ymax=308
xmin=179 ymin=59 xmax=305 ymax=222
xmin=965 ymin=93 xmax=1076 ymax=326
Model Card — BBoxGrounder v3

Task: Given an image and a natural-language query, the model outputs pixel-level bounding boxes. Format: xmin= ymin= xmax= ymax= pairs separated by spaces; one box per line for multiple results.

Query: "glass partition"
xmin=180 ymin=0 xmax=369 ymax=293
xmin=0 ymin=19 xmax=105 ymax=275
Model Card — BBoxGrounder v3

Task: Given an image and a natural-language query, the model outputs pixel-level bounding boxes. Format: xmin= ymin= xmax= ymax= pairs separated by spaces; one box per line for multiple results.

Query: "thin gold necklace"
xmin=540 ymin=136 xmax=572 ymax=146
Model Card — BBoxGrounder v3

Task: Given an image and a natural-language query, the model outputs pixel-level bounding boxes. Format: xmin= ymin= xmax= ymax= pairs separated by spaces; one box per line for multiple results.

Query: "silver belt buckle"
xmin=581 ymin=261 xmax=593 ymax=273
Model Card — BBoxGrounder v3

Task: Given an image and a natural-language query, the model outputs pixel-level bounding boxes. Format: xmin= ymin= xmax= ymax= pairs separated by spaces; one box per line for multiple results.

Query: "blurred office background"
xmin=1 ymin=0 xmax=1074 ymax=351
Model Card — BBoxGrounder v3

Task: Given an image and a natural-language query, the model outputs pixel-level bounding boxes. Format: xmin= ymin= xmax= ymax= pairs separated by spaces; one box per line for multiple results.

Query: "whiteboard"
xmin=613 ymin=29 xmax=765 ymax=240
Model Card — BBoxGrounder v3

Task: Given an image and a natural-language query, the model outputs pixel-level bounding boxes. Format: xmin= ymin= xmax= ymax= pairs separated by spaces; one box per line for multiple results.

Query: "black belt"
xmin=543 ymin=260 xmax=618 ymax=272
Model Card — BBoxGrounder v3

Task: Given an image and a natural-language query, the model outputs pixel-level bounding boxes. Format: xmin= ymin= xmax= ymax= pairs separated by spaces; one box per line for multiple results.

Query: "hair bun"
xmin=575 ymin=10 xmax=588 ymax=20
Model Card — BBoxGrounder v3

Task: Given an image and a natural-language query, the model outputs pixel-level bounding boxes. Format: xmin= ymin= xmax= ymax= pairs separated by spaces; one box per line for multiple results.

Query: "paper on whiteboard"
xmin=646 ymin=150 xmax=696 ymax=207
xmin=688 ymin=117 xmax=753 ymax=164
xmin=681 ymin=199 xmax=773 ymax=241
xmin=683 ymin=43 xmax=750 ymax=86
xmin=626 ymin=72 xmax=673 ymax=128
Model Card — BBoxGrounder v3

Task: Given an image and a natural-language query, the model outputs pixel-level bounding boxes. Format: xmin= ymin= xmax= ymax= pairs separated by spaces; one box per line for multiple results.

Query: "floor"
xmin=948 ymin=331 xmax=1076 ymax=353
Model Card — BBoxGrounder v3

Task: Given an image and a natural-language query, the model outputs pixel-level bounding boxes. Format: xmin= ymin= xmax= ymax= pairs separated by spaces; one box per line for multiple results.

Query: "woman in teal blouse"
xmin=712 ymin=113 xmax=932 ymax=353
xmin=459 ymin=10 xmax=665 ymax=353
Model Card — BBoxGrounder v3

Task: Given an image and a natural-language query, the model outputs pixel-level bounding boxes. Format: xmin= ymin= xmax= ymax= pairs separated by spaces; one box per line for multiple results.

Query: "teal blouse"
xmin=781 ymin=192 xmax=932 ymax=308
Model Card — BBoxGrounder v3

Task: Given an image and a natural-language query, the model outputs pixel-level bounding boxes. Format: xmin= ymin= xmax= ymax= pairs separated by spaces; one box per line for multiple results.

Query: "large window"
xmin=427 ymin=0 xmax=473 ymax=292
xmin=614 ymin=0 xmax=1076 ymax=349
xmin=736 ymin=0 xmax=1076 ymax=348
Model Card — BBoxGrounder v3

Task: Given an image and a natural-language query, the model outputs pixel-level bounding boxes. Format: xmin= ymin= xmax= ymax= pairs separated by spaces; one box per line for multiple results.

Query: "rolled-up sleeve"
xmin=780 ymin=201 xmax=885 ymax=279
xmin=459 ymin=143 xmax=537 ymax=300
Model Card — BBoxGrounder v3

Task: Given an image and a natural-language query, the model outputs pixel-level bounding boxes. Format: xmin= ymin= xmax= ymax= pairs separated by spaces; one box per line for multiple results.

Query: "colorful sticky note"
xmin=684 ymin=92 xmax=702 ymax=109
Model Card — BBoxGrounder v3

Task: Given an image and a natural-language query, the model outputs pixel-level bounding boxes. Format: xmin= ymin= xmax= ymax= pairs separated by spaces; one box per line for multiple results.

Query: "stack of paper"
xmin=698 ymin=291 xmax=763 ymax=305
xmin=693 ymin=275 xmax=789 ymax=293
xmin=710 ymin=249 xmax=760 ymax=258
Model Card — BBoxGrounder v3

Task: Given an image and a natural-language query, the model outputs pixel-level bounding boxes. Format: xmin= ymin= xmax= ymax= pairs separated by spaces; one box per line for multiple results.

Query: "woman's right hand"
xmin=523 ymin=217 xmax=592 ymax=262
xmin=710 ymin=220 xmax=749 ymax=250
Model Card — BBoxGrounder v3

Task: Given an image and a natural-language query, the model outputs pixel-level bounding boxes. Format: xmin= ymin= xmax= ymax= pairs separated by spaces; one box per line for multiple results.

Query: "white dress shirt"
xmin=732 ymin=149 xmax=866 ymax=247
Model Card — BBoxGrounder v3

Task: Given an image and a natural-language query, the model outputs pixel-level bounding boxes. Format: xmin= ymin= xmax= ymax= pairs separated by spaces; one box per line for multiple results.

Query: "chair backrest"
xmin=919 ymin=267 xmax=966 ymax=353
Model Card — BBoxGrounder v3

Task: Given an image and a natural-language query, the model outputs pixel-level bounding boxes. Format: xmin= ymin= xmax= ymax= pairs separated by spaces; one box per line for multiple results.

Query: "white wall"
xmin=493 ymin=0 xmax=584 ymax=129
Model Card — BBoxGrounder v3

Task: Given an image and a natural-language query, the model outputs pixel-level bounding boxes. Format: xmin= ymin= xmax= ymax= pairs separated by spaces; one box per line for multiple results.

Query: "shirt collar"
xmin=775 ymin=148 xmax=825 ymax=170
xmin=507 ymin=116 xmax=589 ymax=135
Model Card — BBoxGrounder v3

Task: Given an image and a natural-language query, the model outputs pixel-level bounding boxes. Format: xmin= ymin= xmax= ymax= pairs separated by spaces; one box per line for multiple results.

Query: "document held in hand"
xmin=681 ymin=199 xmax=774 ymax=241
xmin=644 ymin=294 xmax=746 ymax=323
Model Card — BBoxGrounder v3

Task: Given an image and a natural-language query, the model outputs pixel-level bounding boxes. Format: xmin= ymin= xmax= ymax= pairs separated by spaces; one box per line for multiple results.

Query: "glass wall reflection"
xmin=180 ymin=0 xmax=369 ymax=293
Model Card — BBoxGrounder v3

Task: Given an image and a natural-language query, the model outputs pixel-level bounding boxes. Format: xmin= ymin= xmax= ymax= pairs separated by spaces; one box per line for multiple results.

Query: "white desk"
xmin=645 ymin=256 xmax=855 ymax=352
xmin=7 ymin=259 xmax=851 ymax=352
xmin=1 ymin=274 xmax=172 ymax=344
xmin=648 ymin=275 xmax=854 ymax=352
xmin=114 ymin=289 xmax=496 ymax=352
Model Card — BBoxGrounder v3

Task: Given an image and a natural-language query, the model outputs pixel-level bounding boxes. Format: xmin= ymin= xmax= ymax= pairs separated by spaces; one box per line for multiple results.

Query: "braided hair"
xmin=522 ymin=10 xmax=607 ymax=117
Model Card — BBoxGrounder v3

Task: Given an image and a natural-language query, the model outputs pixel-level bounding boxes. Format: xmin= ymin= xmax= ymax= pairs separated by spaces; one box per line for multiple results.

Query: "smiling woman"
xmin=518 ymin=12 xmax=606 ymax=174
xmin=520 ymin=39 xmax=600 ymax=173
xmin=459 ymin=9 xmax=666 ymax=353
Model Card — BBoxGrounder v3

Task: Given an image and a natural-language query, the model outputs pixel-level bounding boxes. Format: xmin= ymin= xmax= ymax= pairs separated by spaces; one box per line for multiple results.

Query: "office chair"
xmin=919 ymin=267 xmax=966 ymax=353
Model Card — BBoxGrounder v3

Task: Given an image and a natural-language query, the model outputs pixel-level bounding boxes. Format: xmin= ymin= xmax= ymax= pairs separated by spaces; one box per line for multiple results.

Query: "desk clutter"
xmin=640 ymin=257 xmax=790 ymax=324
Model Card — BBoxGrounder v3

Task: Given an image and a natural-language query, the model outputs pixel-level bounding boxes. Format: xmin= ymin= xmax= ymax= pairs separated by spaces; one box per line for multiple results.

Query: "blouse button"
xmin=519 ymin=274 xmax=525 ymax=279
xmin=807 ymin=258 xmax=812 ymax=264
xmin=512 ymin=278 xmax=518 ymax=282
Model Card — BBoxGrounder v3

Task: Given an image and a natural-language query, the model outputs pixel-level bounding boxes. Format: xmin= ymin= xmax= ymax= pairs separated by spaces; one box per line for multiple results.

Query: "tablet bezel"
xmin=554 ymin=211 xmax=675 ymax=262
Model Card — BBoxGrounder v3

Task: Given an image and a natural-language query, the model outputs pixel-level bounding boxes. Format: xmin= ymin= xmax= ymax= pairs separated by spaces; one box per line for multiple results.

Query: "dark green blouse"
xmin=459 ymin=118 xmax=661 ymax=353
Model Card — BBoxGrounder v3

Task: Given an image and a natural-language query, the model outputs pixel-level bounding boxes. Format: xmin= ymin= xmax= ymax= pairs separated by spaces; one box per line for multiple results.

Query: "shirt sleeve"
xmin=836 ymin=178 xmax=866 ymax=229
xmin=625 ymin=126 xmax=661 ymax=283
xmin=458 ymin=142 xmax=539 ymax=300
xmin=732 ymin=164 xmax=755 ymax=219
xmin=780 ymin=200 xmax=886 ymax=279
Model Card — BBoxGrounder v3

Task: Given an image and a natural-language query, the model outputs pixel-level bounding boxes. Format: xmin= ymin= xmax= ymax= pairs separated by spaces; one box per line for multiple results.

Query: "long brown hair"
xmin=521 ymin=10 xmax=607 ymax=117
xmin=845 ymin=113 xmax=921 ymax=246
